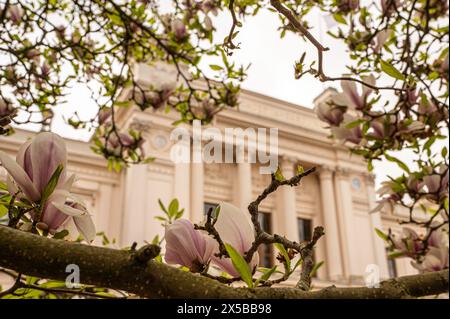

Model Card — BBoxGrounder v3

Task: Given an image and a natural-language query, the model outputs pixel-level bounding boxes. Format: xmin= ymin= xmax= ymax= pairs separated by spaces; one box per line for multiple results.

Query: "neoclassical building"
xmin=0 ymin=80 xmax=419 ymax=289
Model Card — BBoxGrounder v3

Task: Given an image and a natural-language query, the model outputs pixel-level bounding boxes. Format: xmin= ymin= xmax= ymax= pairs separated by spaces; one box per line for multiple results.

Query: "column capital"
xmin=318 ymin=165 xmax=335 ymax=179
xmin=364 ymin=173 xmax=376 ymax=185
xmin=335 ymin=166 xmax=350 ymax=178
xmin=279 ymin=155 xmax=297 ymax=177
xmin=129 ymin=119 xmax=153 ymax=133
xmin=279 ymin=154 xmax=298 ymax=165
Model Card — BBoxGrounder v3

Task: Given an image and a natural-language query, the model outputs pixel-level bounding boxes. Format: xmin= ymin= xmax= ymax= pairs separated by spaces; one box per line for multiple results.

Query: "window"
xmin=297 ymin=218 xmax=312 ymax=242
xmin=258 ymin=212 xmax=273 ymax=268
xmin=387 ymin=250 xmax=398 ymax=278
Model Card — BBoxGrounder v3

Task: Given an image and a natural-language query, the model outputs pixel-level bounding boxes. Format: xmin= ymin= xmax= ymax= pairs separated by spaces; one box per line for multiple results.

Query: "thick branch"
xmin=0 ymin=226 xmax=448 ymax=299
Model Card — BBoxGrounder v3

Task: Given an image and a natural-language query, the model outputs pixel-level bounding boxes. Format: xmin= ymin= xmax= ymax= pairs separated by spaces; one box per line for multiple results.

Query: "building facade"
xmin=0 ymin=87 xmax=419 ymax=289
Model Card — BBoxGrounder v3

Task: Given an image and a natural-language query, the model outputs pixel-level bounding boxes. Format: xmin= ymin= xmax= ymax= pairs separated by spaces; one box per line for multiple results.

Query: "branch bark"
xmin=0 ymin=226 xmax=448 ymax=299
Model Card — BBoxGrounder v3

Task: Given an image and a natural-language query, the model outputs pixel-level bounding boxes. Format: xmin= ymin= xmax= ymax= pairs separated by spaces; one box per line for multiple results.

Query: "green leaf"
xmin=274 ymin=167 xmax=285 ymax=182
xmin=384 ymin=154 xmax=410 ymax=173
xmin=168 ymin=198 xmax=179 ymax=218
xmin=441 ymin=147 xmax=448 ymax=159
xmin=224 ymin=243 xmax=254 ymax=288
xmin=40 ymin=164 xmax=64 ymax=207
xmin=333 ymin=13 xmax=347 ymax=25
xmin=209 ymin=65 xmax=223 ymax=71
xmin=374 ymin=227 xmax=388 ymax=241
xmin=255 ymin=265 xmax=277 ymax=286
xmin=175 ymin=208 xmax=184 ymax=220
xmin=423 ymin=136 xmax=437 ymax=151
xmin=380 ymin=60 xmax=405 ymax=81
xmin=310 ymin=261 xmax=324 ymax=278
xmin=345 ymin=119 xmax=364 ymax=129
xmin=388 ymin=251 xmax=405 ymax=259
xmin=53 ymin=229 xmax=69 ymax=240
xmin=158 ymin=199 xmax=168 ymax=215
xmin=259 ymin=266 xmax=277 ymax=281
xmin=274 ymin=243 xmax=291 ymax=272
xmin=0 ymin=204 xmax=7 ymax=218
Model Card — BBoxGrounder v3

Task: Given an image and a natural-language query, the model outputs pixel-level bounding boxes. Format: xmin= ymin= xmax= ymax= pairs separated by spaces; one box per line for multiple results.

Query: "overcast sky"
xmin=17 ymin=7 xmax=443 ymax=189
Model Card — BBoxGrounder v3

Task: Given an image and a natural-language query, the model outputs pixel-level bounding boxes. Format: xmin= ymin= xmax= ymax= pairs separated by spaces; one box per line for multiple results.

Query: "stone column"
xmin=318 ymin=166 xmax=344 ymax=281
xmin=236 ymin=161 xmax=252 ymax=213
xmin=191 ymin=160 xmax=204 ymax=223
xmin=172 ymin=137 xmax=192 ymax=216
xmin=121 ymin=164 xmax=148 ymax=245
xmin=366 ymin=173 xmax=389 ymax=279
xmin=276 ymin=156 xmax=299 ymax=242
xmin=174 ymin=161 xmax=191 ymax=216
xmin=333 ymin=167 xmax=358 ymax=279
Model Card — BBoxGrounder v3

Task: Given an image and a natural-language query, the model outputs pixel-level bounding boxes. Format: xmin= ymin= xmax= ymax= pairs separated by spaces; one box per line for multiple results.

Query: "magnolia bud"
xmin=171 ymin=19 xmax=187 ymax=41
xmin=0 ymin=98 xmax=16 ymax=120
xmin=7 ymin=5 xmax=23 ymax=25
xmin=338 ymin=0 xmax=359 ymax=13
xmin=204 ymin=16 xmax=213 ymax=31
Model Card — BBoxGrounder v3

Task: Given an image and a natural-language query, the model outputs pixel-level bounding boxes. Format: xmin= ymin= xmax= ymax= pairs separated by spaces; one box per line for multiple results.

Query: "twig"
xmin=269 ymin=0 xmax=406 ymax=92
xmin=224 ymin=0 xmax=240 ymax=53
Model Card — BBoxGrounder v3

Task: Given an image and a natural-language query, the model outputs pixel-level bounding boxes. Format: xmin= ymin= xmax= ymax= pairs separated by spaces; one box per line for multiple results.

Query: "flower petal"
xmin=16 ymin=139 xmax=32 ymax=177
xmin=51 ymin=202 xmax=86 ymax=217
xmin=341 ymin=80 xmax=362 ymax=109
xmin=73 ymin=214 xmax=96 ymax=243
xmin=215 ymin=202 xmax=255 ymax=254
xmin=0 ymin=151 xmax=40 ymax=201
xmin=30 ymin=132 xmax=67 ymax=194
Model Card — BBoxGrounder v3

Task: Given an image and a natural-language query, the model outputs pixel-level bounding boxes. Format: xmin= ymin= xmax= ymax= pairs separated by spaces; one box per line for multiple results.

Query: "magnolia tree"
xmin=0 ymin=0 xmax=448 ymax=299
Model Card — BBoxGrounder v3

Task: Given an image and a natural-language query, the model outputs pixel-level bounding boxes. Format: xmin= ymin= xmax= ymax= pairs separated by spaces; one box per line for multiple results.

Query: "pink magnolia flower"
xmin=7 ymin=5 xmax=23 ymax=24
xmin=104 ymin=132 xmax=138 ymax=156
xmin=420 ymin=168 xmax=448 ymax=201
xmin=374 ymin=29 xmax=392 ymax=53
xmin=203 ymin=16 xmax=213 ymax=32
xmin=418 ymin=100 xmax=438 ymax=115
xmin=171 ymin=19 xmax=187 ymax=41
xmin=406 ymin=175 xmax=421 ymax=193
xmin=165 ymin=219 xmax=217 ymax=272
xmin=0 ymin=98 xmax=13 ymax=116
xmin=331 ymin=115 xmax=363 ymax=145
xmin=338 ymin=0 xmax=360 ymax=12
xmin=211 ymin=202 xmax=259 ymax=277
xmin=406 ymin=88 xmax=418 ymax=105
xmin=413 ymin=246 xmax=449 ymax=273
xmin=440 ymin=53 xmax=449 ymax=75
xmin=369 ymin=121 xmax=385 ymax=139
xmin=421 ymin=175 xmax=441 ymax=193
xmin=427 ymin=228 xmax=448 ymax=249
xmin=340 ymin=75 xmax=376 ymax=110
xmin=314 ymin=100 xmax=345 ymax=127
xmin=0 ymin=98 xmax=16 ymax=126
xmin=98 ymin=108 xmax=112 ymax=125
xmin=381 ymin=0 xmax=402 ymax=16
xmin=0 ymin=132 xmax=95 ymax=241
xmin=392 ymin=227 xmax=424 ymax=258
xmin=201 ymin=0 xmax=219 ymax=16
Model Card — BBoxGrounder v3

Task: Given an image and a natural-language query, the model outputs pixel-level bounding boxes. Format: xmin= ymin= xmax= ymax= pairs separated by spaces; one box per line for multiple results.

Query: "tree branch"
xmin=269 ymin=0 xmax=406 ymax=92
xmin=0 ymin=226 xmax=448 ymax=299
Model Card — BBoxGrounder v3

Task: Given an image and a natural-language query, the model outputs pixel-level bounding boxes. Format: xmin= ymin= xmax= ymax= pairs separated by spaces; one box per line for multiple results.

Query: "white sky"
xmin=15 ymin=7 xmax=446 ymax=188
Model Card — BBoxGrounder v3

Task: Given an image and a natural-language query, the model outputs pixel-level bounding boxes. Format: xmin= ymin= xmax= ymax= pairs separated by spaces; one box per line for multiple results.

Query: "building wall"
xmin=0 ymin=88 xmax=418 ymax=288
